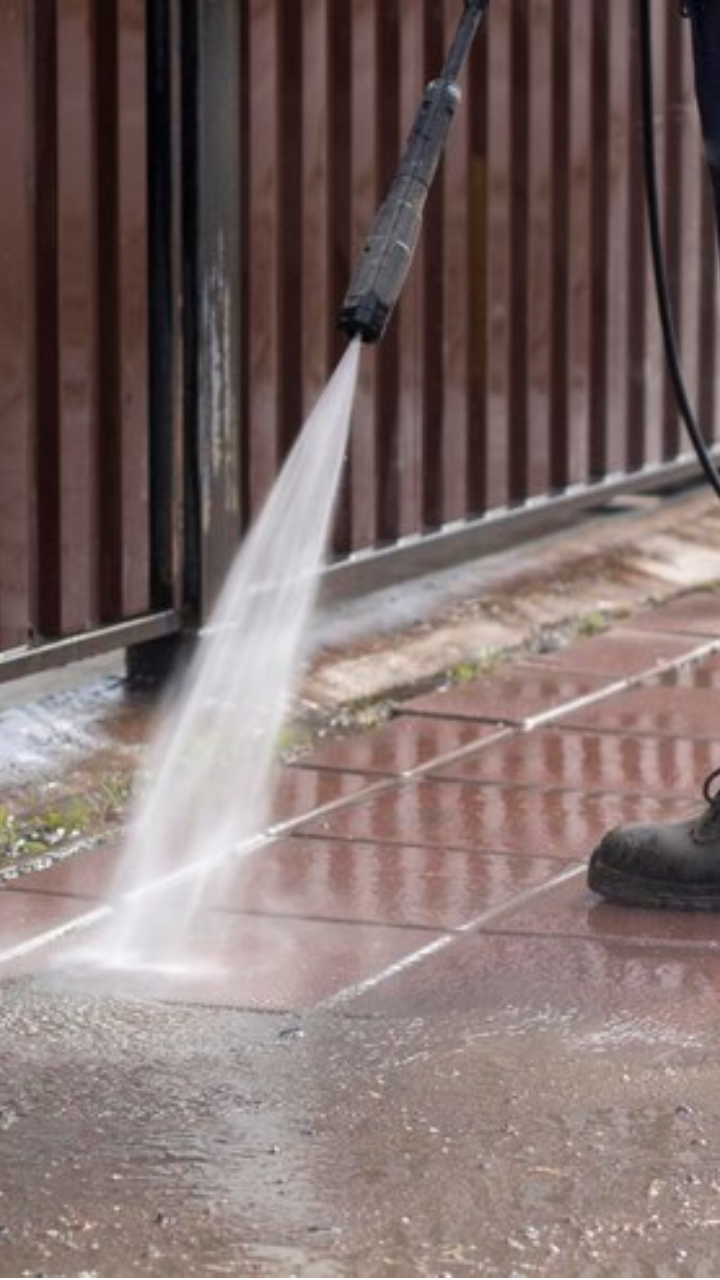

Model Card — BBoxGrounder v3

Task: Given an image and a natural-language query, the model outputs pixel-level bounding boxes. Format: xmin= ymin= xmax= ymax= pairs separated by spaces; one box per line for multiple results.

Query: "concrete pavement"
xmin=3 ymin=490 xmax=720 ymax=1274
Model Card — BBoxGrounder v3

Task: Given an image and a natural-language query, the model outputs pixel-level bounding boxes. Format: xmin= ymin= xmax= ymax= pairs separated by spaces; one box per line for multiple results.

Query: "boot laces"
xmin=698 ymin=766 xmax=720 ymax=836
xmin=702 ymin=766 xmax=720 ymax=806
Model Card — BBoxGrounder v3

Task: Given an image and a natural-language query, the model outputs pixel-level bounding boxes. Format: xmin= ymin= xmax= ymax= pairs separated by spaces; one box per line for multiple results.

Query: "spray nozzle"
xmin=338 ymin=1 xmax=489 ymax=344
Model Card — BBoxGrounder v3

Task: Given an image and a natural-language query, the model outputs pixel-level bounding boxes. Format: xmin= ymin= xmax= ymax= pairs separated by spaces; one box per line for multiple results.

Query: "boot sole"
xmin=588 ymin=859 xmax=720 ymax=911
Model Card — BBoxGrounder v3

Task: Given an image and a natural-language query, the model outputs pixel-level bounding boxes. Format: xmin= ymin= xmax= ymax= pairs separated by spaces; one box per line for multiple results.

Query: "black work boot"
xmin=588 ymin=766 xmax=720 ymax=910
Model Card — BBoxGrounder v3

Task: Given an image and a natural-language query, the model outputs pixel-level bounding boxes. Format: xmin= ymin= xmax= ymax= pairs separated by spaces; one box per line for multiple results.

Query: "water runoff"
xmin=72 ymin=339 xmax=361 ymax=974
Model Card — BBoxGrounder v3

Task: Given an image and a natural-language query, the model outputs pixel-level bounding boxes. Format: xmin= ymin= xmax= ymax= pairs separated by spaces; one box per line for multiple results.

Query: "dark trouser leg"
xmin=686 ymin=0 xmax=720 ymax=248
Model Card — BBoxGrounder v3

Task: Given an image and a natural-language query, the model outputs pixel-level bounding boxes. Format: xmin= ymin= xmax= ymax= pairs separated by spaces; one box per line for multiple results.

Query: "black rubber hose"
xmin=638 ymin=0 xmax=720 ymax=501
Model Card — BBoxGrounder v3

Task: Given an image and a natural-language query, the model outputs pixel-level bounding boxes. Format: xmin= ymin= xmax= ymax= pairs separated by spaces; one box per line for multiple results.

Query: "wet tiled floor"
xmin=2 ymin=589 xmax=720 ymax=1013
xmin=399 ymin=664 xmax=612 ymax=724
xmin=556 ymin=683 xmax=720 ymax=738
xmin=298 ymin=715 xmax=504 ymax=776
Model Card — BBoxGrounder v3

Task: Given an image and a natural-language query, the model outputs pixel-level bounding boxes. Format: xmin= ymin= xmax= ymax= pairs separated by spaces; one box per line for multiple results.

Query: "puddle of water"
xmin=66 ymin=340 xmax=361 ymax=978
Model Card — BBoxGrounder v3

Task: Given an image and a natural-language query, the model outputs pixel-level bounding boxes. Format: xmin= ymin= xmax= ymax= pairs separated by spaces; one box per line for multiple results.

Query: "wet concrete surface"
xmin=4 ymin=517 xmax=720 ymax=1272
xmin=4 ymin=955 xmax=720 ymax=1278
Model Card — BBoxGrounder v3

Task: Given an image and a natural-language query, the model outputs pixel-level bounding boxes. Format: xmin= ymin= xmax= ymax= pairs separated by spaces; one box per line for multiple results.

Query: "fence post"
xmin=126 ymin=0 xmax=185 ymax=685
xmin=180 ymin=0 xmax=243 ymax=623
xmin=127 ymin=0 xmax=242 ymax=684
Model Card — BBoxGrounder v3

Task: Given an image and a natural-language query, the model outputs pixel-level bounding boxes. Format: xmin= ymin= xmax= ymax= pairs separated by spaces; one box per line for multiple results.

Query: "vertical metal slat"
xmin=0 ymin=0 xmax=33 ymax=649
xmin=32 ymin=0 xmax=62 ymax=638
xmin=57 ymin=0 xmax=98 ymax=633
xmin=93 ymin=0 xmax=123 ymax=622
xmin=117 ymin=0 xmax=150 ymax=616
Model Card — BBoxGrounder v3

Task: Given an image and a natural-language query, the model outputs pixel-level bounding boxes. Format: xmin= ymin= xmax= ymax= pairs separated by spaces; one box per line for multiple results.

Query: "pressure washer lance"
xmin=339 ymin=0 xmax=490 ymax=344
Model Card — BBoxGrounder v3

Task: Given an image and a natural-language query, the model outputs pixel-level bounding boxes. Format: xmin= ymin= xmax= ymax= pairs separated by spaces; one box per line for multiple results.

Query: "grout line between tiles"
xmin=0 ymin=903 xmax=112 ymax=967
xmin=394 ymin=638 xmax=720 ymax=739
xmin=480 ymin=924 xmax=720 ymax=953
xmin=312 ymin=863 xmax=586 ymax=1012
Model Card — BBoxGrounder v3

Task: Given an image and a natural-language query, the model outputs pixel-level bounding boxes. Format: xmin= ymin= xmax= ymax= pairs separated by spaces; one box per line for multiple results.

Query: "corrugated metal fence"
xmin=0 ymin=0 xmax=717 ymax=679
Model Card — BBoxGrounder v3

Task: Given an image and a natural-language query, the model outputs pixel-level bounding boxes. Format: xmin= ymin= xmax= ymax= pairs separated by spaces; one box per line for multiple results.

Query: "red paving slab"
xmin=2 ymin=829 xmax=574 ymax=934
xmin=399 ymin=664 xmax=612 ymax=725
xmin=661 ymin=650 xmax=720 ymax=688
xmin=624 ymin=591 xmax=720 ymax=637
xmin=296 ymin=716 xmax=504 ymax=776
xmin=3 ymin=603 xmax=720 ymax=1015
xmin=269 ymin=765 xmax=381 ymax=825
xmin=0 ymin=888 xmax=104 ymax=954
xmin=12 ymin=910 xmax=441 ymax=1012
xmin=346 ymin=921 xmax=720 ymax=1027
xmin=530 ymin=627 xmax=704 ymax=677
xmin=297 ymin=777 xmax=691 ymax=859
xmin=427 ymin=726 xmax=717 ymax=799
xmin=2 ymin=843 xmax=121 ymax=901
xmin=203 ymin=835 xmax=574 ymax=930
xmin=485 ymin=873 xmax=720 ymax=952
xmin=556 ymin=683 xmax=720 ymax=739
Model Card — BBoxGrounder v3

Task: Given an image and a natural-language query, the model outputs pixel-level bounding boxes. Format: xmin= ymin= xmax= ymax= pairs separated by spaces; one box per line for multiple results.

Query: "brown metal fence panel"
xmin=240 ymin=0 xmax=719 ymax=562
xmin=1 ymin=0 xmax=718 ymax=670
xmin=0 ymin=0 xmax=150 ymax=658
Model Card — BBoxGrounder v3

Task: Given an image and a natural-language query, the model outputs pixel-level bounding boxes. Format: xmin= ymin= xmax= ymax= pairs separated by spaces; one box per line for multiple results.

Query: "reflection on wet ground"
xmin=2 ymin=592 xmax=720 ymax=1273
xmin=3 ymin=961 xmax=720 ymax=1279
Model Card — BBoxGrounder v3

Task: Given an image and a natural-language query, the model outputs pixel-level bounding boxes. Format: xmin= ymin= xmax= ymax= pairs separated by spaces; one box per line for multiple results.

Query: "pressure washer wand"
xmin=339 ymin=0 xmax=490 ymax=344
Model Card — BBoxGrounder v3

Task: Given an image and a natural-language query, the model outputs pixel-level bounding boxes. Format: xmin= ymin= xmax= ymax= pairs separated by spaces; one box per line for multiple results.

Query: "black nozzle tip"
xmin=338 ymin=294 xmax=390 ymax=345
xmin=338 ymin=316 xmax=380 ymax=344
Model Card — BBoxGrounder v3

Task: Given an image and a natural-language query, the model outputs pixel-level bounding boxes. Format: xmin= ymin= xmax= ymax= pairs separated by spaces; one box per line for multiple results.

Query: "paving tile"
xmin=400 ymin=665 xmax=611 ymax=725
xmin=625 ymin=592 xmax=720 ymax=637
xmin=8 ymin=911 xmax=441 ymax=1013
xmin=4 ymin=772 xmax=385 ymax=905
xmin=556 ymin=684 xmax=720 ymax=739
xmin=428 ymin=726 xmax=717 ymax=799
xmin=348 ymin=916 xmax=720 ymax=1033
xmin=0 ymin=888 xmax=100 ymax=952
xmin=201 ymin=835 xmax=573 ymax=930
xmin=296 ymin=716 xmax=502 ymax=777
xmin=297 ymin=777 xmax=691 ymax=859
xmin=269 ymin=765 xmax=380 ymax=826
xmin=657 ymin=650 xmax=720 ymax=690
xmin=486 ymin=873 xmax=720 ymax=951
xmin=2 ymin=843 xmax=121 ymax=901
xmin=532 ymin=628 xmax=698 ymax=678
xmin=2 ymin=833 xmax=570 ymax=937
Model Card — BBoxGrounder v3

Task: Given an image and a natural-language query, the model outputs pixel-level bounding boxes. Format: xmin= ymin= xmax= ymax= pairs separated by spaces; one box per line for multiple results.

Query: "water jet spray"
xmin=339 ymin=0 xmax=489 ymax=344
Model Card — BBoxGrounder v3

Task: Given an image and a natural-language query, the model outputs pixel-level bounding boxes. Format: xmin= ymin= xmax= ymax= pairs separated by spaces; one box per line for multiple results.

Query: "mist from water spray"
xmin=85 ymin=339 xmax=361 ymax=972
